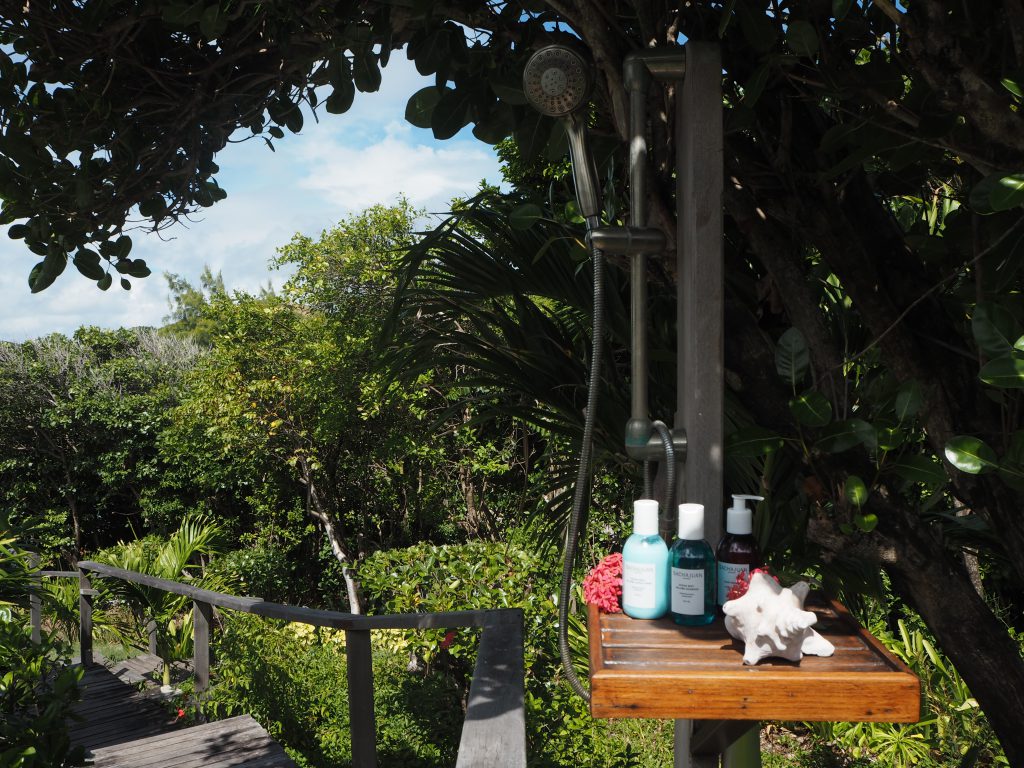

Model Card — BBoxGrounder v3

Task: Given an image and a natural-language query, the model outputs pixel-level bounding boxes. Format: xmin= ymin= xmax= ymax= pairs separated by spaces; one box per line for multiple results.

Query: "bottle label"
xmin=622 ymin=561 xmax=657 ymax=610
xmin=671 ymin=567 xmax=704 ymax=615
xmin=718 ymin=561 xmax=750 ymax=605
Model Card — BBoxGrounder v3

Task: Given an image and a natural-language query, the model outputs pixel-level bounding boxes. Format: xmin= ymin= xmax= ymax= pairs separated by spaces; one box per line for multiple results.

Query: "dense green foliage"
xmin=0 ymin=540 xmax=82 ymax=768
xmin=205 ymin=613 xmax=465 ymax=768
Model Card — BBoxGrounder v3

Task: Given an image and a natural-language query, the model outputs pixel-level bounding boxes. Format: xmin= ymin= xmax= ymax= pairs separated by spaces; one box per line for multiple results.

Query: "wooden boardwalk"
xmin=69 ymin=655 xmax=294 ymax=768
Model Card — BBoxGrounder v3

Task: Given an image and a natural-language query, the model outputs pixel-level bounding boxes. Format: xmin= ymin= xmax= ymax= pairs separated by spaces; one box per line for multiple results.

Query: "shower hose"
xmin=558 ymin=231 xmax=676 ymax=703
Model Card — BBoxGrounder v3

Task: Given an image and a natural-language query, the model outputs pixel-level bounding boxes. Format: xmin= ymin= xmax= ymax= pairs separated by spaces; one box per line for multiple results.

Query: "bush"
xmin=204 ymin=613 xmax=463 ymax=767
xmin=0 ymin=537 xmax=83 ymax=768
xmin=359 ymin=541 xmax=673 ymax=767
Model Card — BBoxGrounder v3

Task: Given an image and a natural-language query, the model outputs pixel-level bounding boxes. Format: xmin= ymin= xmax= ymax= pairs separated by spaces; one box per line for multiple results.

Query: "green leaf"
xmin=854 ymin=513 xmax=878 ymax=533
xmin=776 ymin=327 xmax=809 ymax=388
xmin=845 ymin=475 xmax=868 ymax=506
xmin=514 ymin=111 xmax=552 ymax=164
xmin=979 ymin=354 xmax=1024 ymax=388
xmin=789 ymin=390 xmax=832 ymax=427
xmin=28 ymin=248 xmax=66 ymax=293
xmin=1001 ymin=77 xmax=1024 ymax=99
xmin=431 ymin=87 xmax=472 ymax=140
xmin=876 ymin=425 xmax=906 ymax=450
xmin=889 ymin=454 xmax=946 ymax=486
xmin=472 ymin=102 xmax=516 ymax=145
xmin=990 ymin=173 xmax=1024 ymax=212
xmin=509 ymin=203 xmax=542 ymax=230
xmin=737 ymin=2 xmax=777 ymax=52
xmin=832 ymin=0 xmax=853 ymax=20
xmin=786 ymin=20 xmax=819 ymax=58
xmin=352 ymin=49 xmax=382 ymax=93
xmin=970 ymin=172 xmax=1024 ymax=213
xmin=7 ymin=223 xmax=29 ymax=239
xmin=972 ymin=302 xmax=1020 ymax=357
xmin=97 ymin=273 xmax=112 ymax=291
xmin=944 ymin=436 xmax=997 ymax=475
xmin=894 ymin=380 xmax=924 ymax=421
xmin=325 ymin=78 xmax=355 ymax=115
xmin=405 ymin=86 xmax=442 ymax=129
xmin=411 ymin=28 xmax=449 ymax=76
xmin=742 ymin=63 xmax=770 ymax=107
xmin=718 ymin=0 xmax=738 ymax=38
xmin=816 ymin=419 xmax=874 ymax=453
xmin=138 ymin=196 xmax=166 ymax=218
xmin=72 ymin=249 xmax=105 ymax=281
xmin=199 ymin=4 xmax=226 ymax=39
xmin=726 ymin=426 xmax=784 ymax=457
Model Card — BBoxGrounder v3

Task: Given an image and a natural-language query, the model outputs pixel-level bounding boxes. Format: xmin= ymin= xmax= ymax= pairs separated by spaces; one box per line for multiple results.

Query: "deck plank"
xmin=68 ymin=657 xmax=294 ymax=768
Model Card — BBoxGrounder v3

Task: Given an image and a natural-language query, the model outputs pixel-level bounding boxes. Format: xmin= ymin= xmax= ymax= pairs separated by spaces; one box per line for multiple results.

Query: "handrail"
xmin=34 ymin=559 xmax=526 ymax=768
xmin=77 ymin=561 xmax=517 ymax=631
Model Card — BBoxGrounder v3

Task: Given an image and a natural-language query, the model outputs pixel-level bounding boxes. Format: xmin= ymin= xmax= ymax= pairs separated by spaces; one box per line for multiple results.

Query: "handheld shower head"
xmin=522 ymin=45 xmax=592 ymax=117
xmin=523 ymin=45 xmax=602 ymax=223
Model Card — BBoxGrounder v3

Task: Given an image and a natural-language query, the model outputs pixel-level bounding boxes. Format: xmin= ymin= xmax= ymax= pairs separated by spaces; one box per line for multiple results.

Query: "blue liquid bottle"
xmin=621 ymin=499 xmax=669 ymax=619
xmin=669 ymin=503 xmax=716 ymax=626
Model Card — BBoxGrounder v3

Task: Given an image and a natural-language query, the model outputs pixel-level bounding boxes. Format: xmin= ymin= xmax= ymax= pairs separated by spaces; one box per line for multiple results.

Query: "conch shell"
xmin=722 ymin=572 xmax=835 ymax=665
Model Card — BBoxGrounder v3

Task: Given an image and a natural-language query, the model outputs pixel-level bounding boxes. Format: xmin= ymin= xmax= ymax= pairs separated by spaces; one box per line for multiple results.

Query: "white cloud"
xmin=0 ymin=55 xmax=504 ymax=342
xmin=295 ymin=133 xmax=498 ymax=213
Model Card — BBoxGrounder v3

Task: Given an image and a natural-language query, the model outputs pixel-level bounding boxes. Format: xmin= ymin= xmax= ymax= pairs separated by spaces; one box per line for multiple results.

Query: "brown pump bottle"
xmin=716 ymin=494 xmax=764 ymax=607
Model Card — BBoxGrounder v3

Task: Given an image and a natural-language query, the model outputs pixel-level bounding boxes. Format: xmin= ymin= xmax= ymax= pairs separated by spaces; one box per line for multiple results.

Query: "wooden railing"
xmin=32 ymin=562 xmax=526 ymax=768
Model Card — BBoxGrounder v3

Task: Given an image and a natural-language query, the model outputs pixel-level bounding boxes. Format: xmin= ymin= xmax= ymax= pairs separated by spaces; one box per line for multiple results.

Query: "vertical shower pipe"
xmin=673 ymin=42 xmax=761 ymax=768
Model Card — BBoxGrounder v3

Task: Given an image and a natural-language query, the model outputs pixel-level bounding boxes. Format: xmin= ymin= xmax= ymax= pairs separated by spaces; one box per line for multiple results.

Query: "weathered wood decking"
xmin=69 ymin=655 xmax=294 ymax=768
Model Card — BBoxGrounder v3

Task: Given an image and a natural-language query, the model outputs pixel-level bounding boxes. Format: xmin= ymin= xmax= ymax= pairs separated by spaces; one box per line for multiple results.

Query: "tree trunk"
xmin=299 ymin=462 xmax=362 ymax=614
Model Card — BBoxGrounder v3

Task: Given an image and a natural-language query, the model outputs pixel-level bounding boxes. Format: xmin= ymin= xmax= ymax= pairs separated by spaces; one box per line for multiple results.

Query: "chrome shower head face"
xmin=522 ymin=45 xmax=591 ymax=118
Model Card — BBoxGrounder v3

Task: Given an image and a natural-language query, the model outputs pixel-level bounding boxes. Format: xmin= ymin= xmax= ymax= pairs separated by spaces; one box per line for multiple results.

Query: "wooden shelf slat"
xmin=588 ymin=596 xmax=921 ymax=722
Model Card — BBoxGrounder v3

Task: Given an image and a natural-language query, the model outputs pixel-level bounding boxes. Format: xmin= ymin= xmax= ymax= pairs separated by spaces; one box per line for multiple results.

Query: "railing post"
xmin=346 ymin=629 xmax=377 ymax=768
xmin=147 ymin=618 xmax=159 ymax=656
xmin=79 ymin=568 xmax=95 ymax=666
xmin=193 ymin=600 xmax=212 ymax=693
xmin=29 ymin=553 xmax=41 ymax=645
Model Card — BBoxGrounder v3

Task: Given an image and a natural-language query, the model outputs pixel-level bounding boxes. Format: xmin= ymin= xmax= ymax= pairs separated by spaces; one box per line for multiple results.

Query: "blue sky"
xmin=0 ymin=57 xmax=504 ymax=341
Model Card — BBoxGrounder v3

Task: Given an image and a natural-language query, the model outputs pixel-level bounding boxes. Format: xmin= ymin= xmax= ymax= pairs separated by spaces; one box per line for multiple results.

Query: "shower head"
xmin=523 ymin=45 xmax=602 ymax=223
xmin=523 ymin=45 xmax=592 ymax=118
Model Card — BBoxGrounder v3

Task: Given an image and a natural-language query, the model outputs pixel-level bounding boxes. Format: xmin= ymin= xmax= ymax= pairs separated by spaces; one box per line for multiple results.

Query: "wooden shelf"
xmin=588 ymin=596 xmax=920 ymax=722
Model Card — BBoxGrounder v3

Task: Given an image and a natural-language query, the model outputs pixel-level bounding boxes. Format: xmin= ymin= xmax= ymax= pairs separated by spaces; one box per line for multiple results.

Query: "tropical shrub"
xmin=92 ymin=515 xmax=230 ymax=686
xmin=0 ymin=538 xmax=83 ymax=768
xmin=204 ymin=613 xmax=463 ymax=768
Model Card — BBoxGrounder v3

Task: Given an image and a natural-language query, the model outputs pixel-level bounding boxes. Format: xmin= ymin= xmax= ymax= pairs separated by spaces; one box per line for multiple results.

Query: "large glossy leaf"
xmin=816 ymin=418 xmax=874 ymax=453
xmin=776 ymin=327 xmax=809 ymax=388
xmin=979 ymin=354 xmax=1024 ymax=388
xmin=894 ymin=380 xmax=924 ymax=421
xmin=889 ymin=454 xmax=946 ymax=486
xmin=726 ymin=426 xmax=784 ymax=457
xmin=990 ymin=173 xmax=1024 ymax=211
xmin=786 ymin=21 xmax=818 ymax=58
xmin=431 ymin=87 xmax=472 ymax=140
xmin=789 ymin=390 xmax=832 ymax=427
xmin=972 ymin=302 xmax=1020 ymax=357
xmin=944 ymin=436 xmax=997 ymax=474
xmin=405 ymin=86 xmax=441 ymax=129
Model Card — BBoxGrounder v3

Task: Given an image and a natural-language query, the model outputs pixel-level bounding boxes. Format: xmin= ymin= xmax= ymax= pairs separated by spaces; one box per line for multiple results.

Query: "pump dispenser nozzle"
xmin=725 ymin=494 xmax=764 ymax=535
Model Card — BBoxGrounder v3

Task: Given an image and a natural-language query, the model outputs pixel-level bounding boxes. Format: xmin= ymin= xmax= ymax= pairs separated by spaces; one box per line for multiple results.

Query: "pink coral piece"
xmin=584 ymin=553 xmax=623 ymax=613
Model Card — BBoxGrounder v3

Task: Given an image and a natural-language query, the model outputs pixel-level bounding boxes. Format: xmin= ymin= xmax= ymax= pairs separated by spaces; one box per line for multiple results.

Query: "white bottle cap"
xmin=725 ymin=494 xmax=763 ymax=535
xmin=633 ymin=499 xmax=660 ymax=536
xmin=677 ymin=503 xmax=705 ymax=540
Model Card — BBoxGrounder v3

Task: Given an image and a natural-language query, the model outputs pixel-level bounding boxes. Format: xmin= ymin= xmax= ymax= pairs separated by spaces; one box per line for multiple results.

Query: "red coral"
xmin=583 ymin=553 xmax=623 ymax=613
xmin=725 ymin=567 xmax=779 ymax=601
